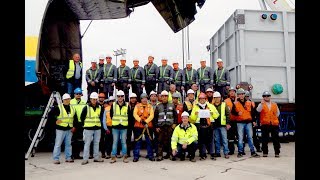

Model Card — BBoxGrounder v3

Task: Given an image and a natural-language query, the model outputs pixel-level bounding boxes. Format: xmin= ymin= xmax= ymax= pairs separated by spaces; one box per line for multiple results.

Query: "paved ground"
xmin=25 ymin=142 xmax=295 ymax=180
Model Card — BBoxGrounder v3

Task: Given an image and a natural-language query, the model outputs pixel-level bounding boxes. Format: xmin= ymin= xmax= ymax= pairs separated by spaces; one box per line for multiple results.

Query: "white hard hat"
xmin=161 ymin=90 xmax=169 ymax=96
xmin=105 ymin=54 xmax=112 ymax=58
xmin=216 ymin=58 xmax=223 ymax=63
xmin=90 ymin=92 xmax=99 ymax=99
xmin=149 ymin=91 xmax=157 ymax=96
xmin=206 ymin=88 xmax=213 ymax=92
xmin=91 ymin=59 xmax=97 ymax=63
xmin=172 ymin=60 xmax=179 ymax=64
xmin=161 ymin=57 xmax=168 ymax=61
xmin=99 ymin=55 xmax=105 ymax=59
xmin=186 ymin=60 xmax=192 ymax=65
xmin=120 ymin=55 xmax=126 ymax=60
xmin=108 ymin=96 xmax=115 ymax=101
xmin=117 ymin=90 xmax=125 ymax=96
xmin=213 ymin=91 xmax=221 ymax=98
xmin=133 ymin=58 xmax=139 ymax=62
xmin=187 ymin=89 xmax=195 ymax=94
xmin=200 ymin=59 xmax=206 ymax=62
xmin=181 ymin=111 xmax=190 ymax=117
xmin=62 ymin=93 xmax=71 ymax=100
xmin=130 ymin=93 xmax=137 ymax=98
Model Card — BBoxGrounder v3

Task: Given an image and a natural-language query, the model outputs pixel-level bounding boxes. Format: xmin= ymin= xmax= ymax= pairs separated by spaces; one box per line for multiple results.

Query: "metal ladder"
xmin=25 ymin=91 xmax=62 ymax=160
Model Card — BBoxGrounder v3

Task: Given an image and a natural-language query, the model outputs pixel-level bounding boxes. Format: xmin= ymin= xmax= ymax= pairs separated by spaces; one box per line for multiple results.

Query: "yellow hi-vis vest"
xmin=112 ymin=102 xmax=128 ymax=126
xmin=66 ymin=60 xmax=82 ymax=79
xmin=189 ymin=102 xmax=219 ymax=124
xmin=70 ymin=98 xmax=86 ymax=122
xmin=57 ymin=104 xmax=75 ymax=127
xmin=168 ymin=91 xmax=180 ymax=103
xmin=83 ymin=105 xmax=101 ymax=127
xmin=185 ymin=101 xmax=194 ymax=111
xmin=171 ymin=123 xmax=198 ymax=150
xmin=220 ymin=102 xmax=227 ymax=125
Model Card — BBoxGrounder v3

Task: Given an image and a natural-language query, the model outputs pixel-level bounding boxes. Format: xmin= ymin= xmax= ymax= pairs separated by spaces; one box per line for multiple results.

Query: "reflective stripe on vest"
xmin=89 ymin=69 xmax=98 ymax=80
xmin=104 ymin=64 xmax=114 ymax=78
xmin=215 ymin=67 xmax=226 ymax=83
xmin=185 ymin=101 xmax=193 ymax=111
xmin=57 ymin=104 xmax=75 ymax=127
xmin=199 ymin=67 xmax=209 ymax=80
xmin=66 ymin=60 xmax=82 ymax=79
xmin=84 ymin=105 xmax=101 ymax=127
xmin=112 ymin=102 xmax=128 ymax=126
xmin=157 ymin=103 xmax=174 ymax=126
xmin=70 ymin=99 xmax=86 ymax=122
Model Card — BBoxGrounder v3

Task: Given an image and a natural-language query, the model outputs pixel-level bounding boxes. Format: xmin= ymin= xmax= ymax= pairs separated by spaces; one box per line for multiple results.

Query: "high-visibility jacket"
xmin=57 ymin=104 xmax=75 ymax=127
xmin=133 ymin=103 xmax=154 ymax=128
xmin=190 ymin=102 xmax=219 ymax=124
xmin=175 ymin=103 xmax=184 ymax=124
xmin=215 ymin=102 xmax=227 ymax=125
xmin=224 ymin=98 xmax=237 ymax=121
xmin=171 ymin=123 xmax=198 ymax=150
xmin=83 ymin=105 xmax=101 ymax=127
xmin=105 ymin=105 xmax=112 ymax=127
xmin=70 ymin=98 xmax=86 ymax=122
xmin=234 ymin=101 xmax=252 ymax=121
xmin=260 ymin=102 xmax=279 ymax=126
xmin=112 ymin=102 xmax=129 ymax=126
xmin=66 ymin=60 xmax=82 ymax=79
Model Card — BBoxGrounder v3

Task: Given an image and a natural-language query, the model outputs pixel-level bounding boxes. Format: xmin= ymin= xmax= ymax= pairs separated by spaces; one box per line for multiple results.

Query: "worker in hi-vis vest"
xmin=65 ymin=53 xmax=82 ymax=98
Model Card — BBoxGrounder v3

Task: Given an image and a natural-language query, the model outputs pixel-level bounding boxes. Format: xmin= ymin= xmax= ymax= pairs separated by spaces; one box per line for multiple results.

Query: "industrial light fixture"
xmin=261 ymin=13 xmax=267 ymax=19
xmin=270 ymin=13 xmax=277 ymax=20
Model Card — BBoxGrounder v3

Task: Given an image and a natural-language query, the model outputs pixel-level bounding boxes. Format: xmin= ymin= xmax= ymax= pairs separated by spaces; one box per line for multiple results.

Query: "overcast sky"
xmin=79 ymin=0 xmax=294 ymax=98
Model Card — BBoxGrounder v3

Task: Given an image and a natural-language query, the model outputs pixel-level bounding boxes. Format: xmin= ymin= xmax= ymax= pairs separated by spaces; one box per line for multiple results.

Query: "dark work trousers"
xmin=157 ymin=81 xmax=170 ymax=94
xmin=209 ymin=127 xmax=215 ymax=155
xmin=152 ymin=129 xmax=159 ymax=156
xmin=131 ymin=82 xmax=143 ymax=101
xmin=227 ymin=121 xmax=238 ymax=155
xmin=133 ymin=128 xmax=154 ymax=159
xmin=103 ymin=82 xmax=114 ymax=98
xmin=126 ymin=127 xmax=133 ymax=156
xmin=145 ymin=82 xmax=157 ymax=96
xmin=215 ymin=86 xmax=228 ymax=100
xmin=98 ymin=82 xmax=104 ymax=94
xmin=243 ymin=124 xmax=261 ymax=151
xmin=156 ymin=125 xmax=174 ymax=157
xmin=87 ymin=84 xmax=98 ymax=101
xmin=197 ymin=126 xmax=212 ymax=157
xmin=71 ymin=126 xmax=83 ymax=158
xmin=117 ymin=82 xmax=129 ymax=102
xmin=174 ymin=142 xmax=196 ymax=159
xmin=261 ymin=125 xmax=281 ymax=155
xmin=199 ymin=83 xmax=211 ymax=93
xmin=99 ymin=129 xmax=106 ymax=156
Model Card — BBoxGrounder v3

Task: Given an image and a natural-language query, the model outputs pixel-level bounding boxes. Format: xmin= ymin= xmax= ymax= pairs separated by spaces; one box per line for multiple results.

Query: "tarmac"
xmin=25 ymin=142 xmax=295 ymax=180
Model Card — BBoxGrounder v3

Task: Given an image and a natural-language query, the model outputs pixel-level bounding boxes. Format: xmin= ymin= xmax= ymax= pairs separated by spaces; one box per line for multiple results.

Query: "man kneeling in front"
xmin=171 ymin=111 xmax=198 ymax=162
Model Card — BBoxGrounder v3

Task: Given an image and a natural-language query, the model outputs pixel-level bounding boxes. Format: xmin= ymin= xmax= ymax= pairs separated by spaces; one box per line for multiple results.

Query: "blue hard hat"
xmin=74 ymin=87 xmax=83 ymax=94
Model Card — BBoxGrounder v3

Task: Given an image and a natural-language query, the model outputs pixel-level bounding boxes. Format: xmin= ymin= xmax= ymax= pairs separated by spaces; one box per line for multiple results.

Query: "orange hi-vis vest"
xmin=234 ymin=100 xmax=252 ymax=121
xmin=224 ymin=98 xmax=237 ymax=121
xmin=260 ymin=102 xmax=279 ymax=126
xmin=105 ymin=105 xmax=112 ymax=127
xmin=134 ymin=103 xmax=154 ymax=128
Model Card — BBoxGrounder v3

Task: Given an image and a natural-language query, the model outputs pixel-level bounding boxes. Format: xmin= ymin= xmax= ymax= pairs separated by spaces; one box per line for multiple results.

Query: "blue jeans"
xmin=67 ymin=79 xmax=81 ymax=97
xmin=52 ymin=129 xmax=73 ymax=161
xmin=237 ymin=122 xmax=255 ymax=153
xmin=83 ymin=129 xmax=101 ymax=160
xmin=112 ymin=128 xmax=127 ymax=156
xmin=214 ymin=127 xmax=229 ymax=155
xmin=133 ymin=128 xmax=154 ymax=159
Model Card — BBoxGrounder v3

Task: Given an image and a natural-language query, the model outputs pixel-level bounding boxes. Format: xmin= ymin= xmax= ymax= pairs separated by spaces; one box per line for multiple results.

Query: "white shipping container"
xmin=209 ymin=9 xmax=295 ymax=103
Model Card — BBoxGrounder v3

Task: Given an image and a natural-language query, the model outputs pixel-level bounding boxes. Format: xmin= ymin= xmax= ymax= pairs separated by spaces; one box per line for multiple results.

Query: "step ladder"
xmin=25 ymin=91 xmax=62 ymax=160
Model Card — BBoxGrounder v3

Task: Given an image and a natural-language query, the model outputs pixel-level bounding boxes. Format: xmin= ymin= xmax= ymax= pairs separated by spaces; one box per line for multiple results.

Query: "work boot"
xmin=105 ymin=155 xmax=111 ymax=159
xmin=149 ymin=157 xmax=155 ymax=161
xmin=53 ymin=160 xmax=60 ymax=164
xmin=263 ymin=154 xmax=268 ymax=157
xmin=163 ymin=154 xmax=170 ymax=159
xmin=101 ymin=154 xmax=106 ymax=158
xmin=275 ymin=154 xmax=280 ymax=158
xmin=81 ymin=160 xmax=89 ymax=165
xmin=170 ymin=156 xmax=176 ymax=161
xmin=224 ymin=154 xmax=230 ymax=159
xmin=190 ymin=158 xmax=196 ymax=162
xmin=237 ymin=153 xmax=243 ymax=158
xmin=123 ymin=155 xmax=129 ymax=163
xmin=65 ymin=159 xmax=74 ymax=163
xmin=94 ymin=158 xmax=104 ymax=162
xmin=156 ymin=156 xmax=163 ymax=161
xmin=251 ymin=152 xmax=260 ymax=158
xmin=110 ymin=157 xmax=117 ymax=164
xmin=133 ymin=158 xmax=139 ymax=162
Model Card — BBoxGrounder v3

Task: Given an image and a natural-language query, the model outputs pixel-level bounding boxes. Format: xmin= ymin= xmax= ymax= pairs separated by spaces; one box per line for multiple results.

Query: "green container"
xmin=272 ymin=84 xmax=283 ymax=95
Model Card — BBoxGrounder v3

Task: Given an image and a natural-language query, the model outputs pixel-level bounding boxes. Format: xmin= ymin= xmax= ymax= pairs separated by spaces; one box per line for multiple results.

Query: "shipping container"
xmin=209 ymin=9 xmax=295 ymax=104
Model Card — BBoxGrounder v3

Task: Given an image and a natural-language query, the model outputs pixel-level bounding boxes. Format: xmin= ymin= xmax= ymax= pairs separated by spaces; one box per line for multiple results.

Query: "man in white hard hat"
xmin=86 ymin=59 xmax=99 ymax=100
xmin=171 ymin=111 xmax=198 ymax=162
xmin=154 ymin=90 xmax=177 ymax=161
xmin=144 ymin=54 xmax=159 ymax=95
xmin=213 ymin=58 xmax=230 ymax=99
xmin=127 ymin=93 xmax=138 ymax=157
xmin=158 ymin=57 xmax=174 ymax=93
xmin=65 ymin=53 xmax=83 ymax=98
xmin=183 ymin=60 xmax=198 ymax=92
xmin=183 ymin=89 xmax=196 ymax=115
xmin=99 ymin=54 xmax=117 ymax=97
xmin=172 ymin=60 xmax=185 ymax=93
xmin=129 ymin=58 xmax=146 ymax=101
xmin=50 ymin=93 xmax=78 ymax=164
xmin=97 ymin=54 xmax=105 ymax=92
xmin=256 ymin=91 xmax=281 ymax=158
xmin=80 ymin=92 xmax=104 ymax=165
xmin=206 ymin=88 xmax=215 ymax=104
xmin=149 ymin=91 xmax=159 ymax=110
xmin=197 ymin=59 xmax=213 ymax=93
xmin=107 ymin=90 xmax=130 ymax=163
xmin=117 ymin=55 xmax=131 ymax=101
xmin=212 ymin=91 xmax=231 ymax=159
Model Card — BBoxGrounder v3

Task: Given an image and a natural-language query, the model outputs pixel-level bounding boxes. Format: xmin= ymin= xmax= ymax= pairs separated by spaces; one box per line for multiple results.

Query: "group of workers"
xmin=51 ymin=52 xmax=282 ymax=165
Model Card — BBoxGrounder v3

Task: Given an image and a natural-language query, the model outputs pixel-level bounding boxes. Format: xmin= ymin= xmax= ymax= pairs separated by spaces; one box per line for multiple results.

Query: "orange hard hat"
xmin=198 ymin=92 xmax=207 ymax=99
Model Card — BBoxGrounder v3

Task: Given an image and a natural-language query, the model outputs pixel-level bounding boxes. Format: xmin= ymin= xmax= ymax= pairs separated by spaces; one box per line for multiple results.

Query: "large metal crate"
xmin=209 ymin=9 xmax=295 ymax=103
